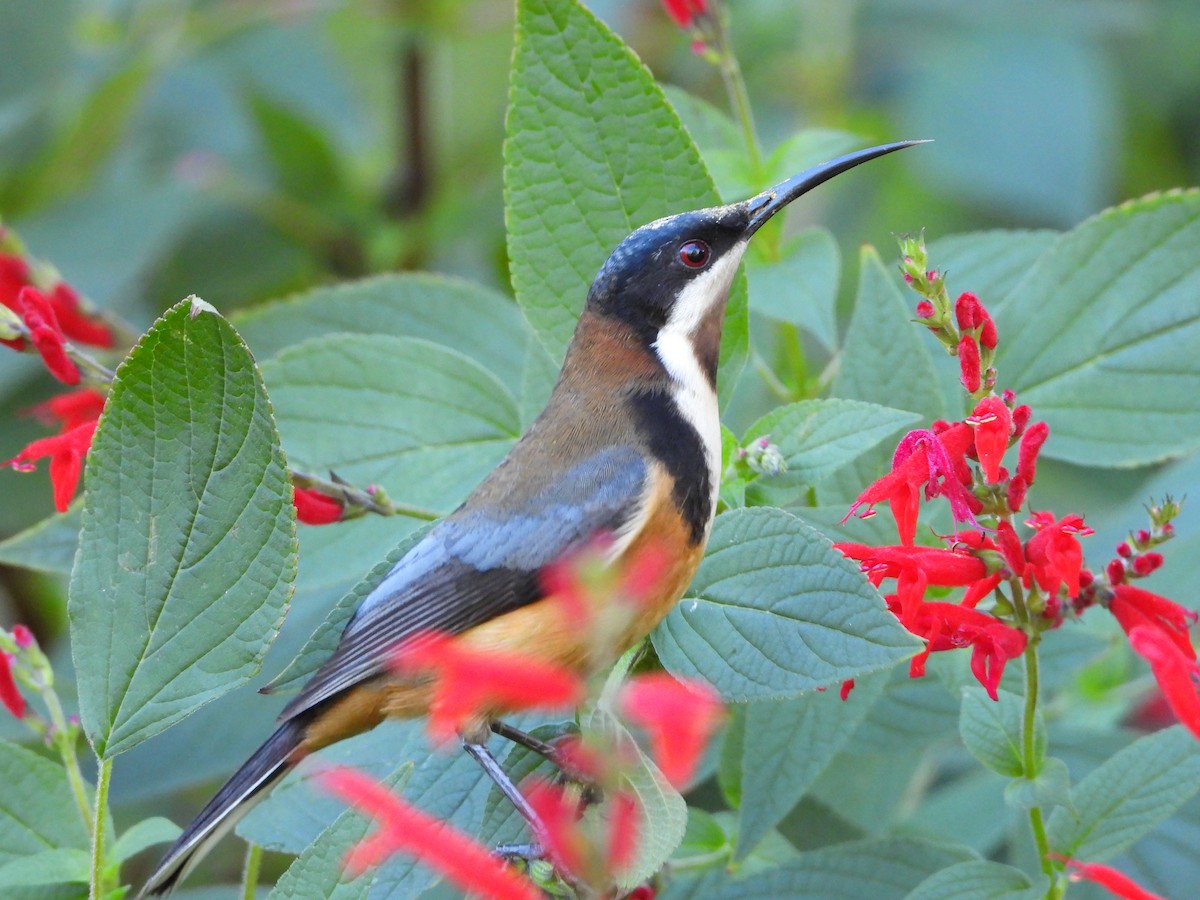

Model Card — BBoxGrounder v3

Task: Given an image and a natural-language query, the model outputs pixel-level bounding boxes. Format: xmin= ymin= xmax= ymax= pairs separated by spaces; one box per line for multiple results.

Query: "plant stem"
xmin=41 ymin=685 xmax=94 ymax=831
xmin=90 ymin=756 xmax=112 ymax=900
xmin=1009 ymin=579 xmax=1061 ymax=898
xmin=712 ymin=8 xmax=761 ymax=176
xmin=243 ymin=842 xmax=263 ymax=900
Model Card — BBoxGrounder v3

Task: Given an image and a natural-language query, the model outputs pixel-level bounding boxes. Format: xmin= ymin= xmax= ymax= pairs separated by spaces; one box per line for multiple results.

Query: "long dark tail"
xmin=138 ymin=717 xmax=308 ymax=897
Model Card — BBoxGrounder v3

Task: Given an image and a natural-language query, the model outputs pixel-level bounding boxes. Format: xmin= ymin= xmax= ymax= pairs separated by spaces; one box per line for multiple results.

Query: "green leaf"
xmin=735 ymin=674 xmax=885 ymax=860
xmin=832 ymin=246 xmax=947 ymax=422
xmin=232 ymin=273 xmax=533 ymax=399
xmin=0 ymin=741 xmax=90 ymax=864
xmin=706 ymin=837 xmax=975 ymax=899
xmin=69 ymin=297 xmax=296 ymax=758
xmin=262 ymin=334 xmax=519 ymax=513
xmin=111 ymin=817 xmax=181 ymax=863
xmin=905 ymin=860 xmax=1048 ymax=900
xmin=652 ymin=508 xmax=921 ymax=700
xmin=262 ymin=525 xmax=432 ymax=697
xmin=585 ymin=706 xmax=688 ymax=889
xmin=1048 ymin=725 xmax=1200 ymax=861
xmin=504 ymin=0 xmax=748 ymax=402
xmin=268 ymin=763 xmax=416 ymax=900
xmin=996 ymin=191 xmax=1200 ymax=466
xmin=959 ymin=688 xmax=1044 ymax=779
xmin=746 ymin=229 xmax=841 ymax=350
xmin=764 ymin=129 xmax=864 ymax=189
xmin=0 ymin=508 xmax=80 ymax=575
xmin=1005 ymin=757 xmax=1072 ymax=813
xmin=660 ymin=86 xmax=754 ymax=201
xmin=0 ymin=848 xmax=90 ymax=887
xmin=246 ymin=90 xmax=345 ymax=205
xmin=743 ymin=399 xmax=921 ymax=489
xmin=927 ymin=229 xmax=1058 ymax=315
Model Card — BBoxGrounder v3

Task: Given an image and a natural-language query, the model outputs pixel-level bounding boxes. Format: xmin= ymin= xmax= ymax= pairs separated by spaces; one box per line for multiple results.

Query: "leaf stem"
xmin=89 ymin=756 xmax=112 ymax=900
xmin=243 ymin=842 xmax=263 ymax=900
xmin=41 ymin=685 xmax=94 ymax=832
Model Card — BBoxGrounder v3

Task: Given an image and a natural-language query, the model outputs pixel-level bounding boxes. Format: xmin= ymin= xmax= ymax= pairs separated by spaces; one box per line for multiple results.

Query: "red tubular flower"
xmin=1025 ymin=513 xmax=1091 ymax=598
xmin=28 ymin=388 xmax=107 ymax=431
xmin=392 ymin=632 xmax=585 ymax=743
xmin=292 ymin=486 xmax=344 ymax=525
xmin=15 ymin=287 xmax=80 ymax=384
xmin=967 ymin=396 xmax=1011 ymax=483
xmin=524 ymin=779 xmax=589 ymax=876
xmin=844 ymin=426 xmax=979 ymax=545
xmin=1128 ymin=626 xmax=1200 ymax=740
xmin=958 ymin=335 xmax=981 ymax=392
xmin=0 ymin=252 xmax=30 ymax=309
xmin=903 ymin=603 xmax=1027 ymax=700
xmin=1108 ymin=583 xmax=1197 ymax=661
xmin=995 ymin=520 xmax=1026 ymax=576
xmin=660 ymin=0 xmax=706 ymax=27
xmin=1050 ymin=855 xmax=1166 ymax=900
xmin=604 ymin=789 xmax=640 ymax=872
xmin=1017 ymin=421 xmax=1049 ymax=484
xmin=6 ymin=420 xmax=97 ymax=512
xmin=47 ymin=283 xmax=114 ymax=348
xmin=618 ymin=673 xmax=724 ymax=788
xmin=319 ymin=767 xmax=538 ymax=900
xmin=834 ymin=542 xmax=988 ymax=588
xmin=0 ymin=653 xmax=24 ymax=719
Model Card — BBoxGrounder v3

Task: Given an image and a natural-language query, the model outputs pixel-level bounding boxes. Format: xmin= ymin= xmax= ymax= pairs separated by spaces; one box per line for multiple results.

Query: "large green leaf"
xmin=69 ymin=297 xmax=296 ymax=758
xmin=734 ymin=675 xmax=886 ymax=860
xmin=746 ymin=229 xmax=841 ymax=350
xmin=0 ymin=508 xmax=80 ymax=575
xmin=705 ymin=837 xmax=974 ymax=899
xmin=996 ymin=191 xmax=1200 ymax=466
xmin=905 ymin=860 xmax=1047 ymax=900
xmin=1048 ymin=725 xmax=1200 ymax=861
xmin=742 ymin=399 xmax=921 ymax=489
xmin=261 ymin=334 xmax=519 ymax=514
xmin=927 ymin=229 xmax=1058 ymax=315
xmin=959 ymin=688 xmax=1045 ymax=779
xmin=504 ymin=0 xmax=748 ymax=401
xmin=832 ymin=246 xmax=947 ymax=422
xmin=232 ymin=274 xmax=533 ymax=397
xmin=0 ymin=741 xmax=90 ymax=865
xmin=652 ymin=508 xmax=921 ymax=700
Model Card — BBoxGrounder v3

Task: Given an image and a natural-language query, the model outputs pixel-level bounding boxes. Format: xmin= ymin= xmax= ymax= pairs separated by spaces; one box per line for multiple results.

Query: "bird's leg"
xmin=461 ymin=738 xmax=545 ymax=831
xmin=490 ymin=719 xmax=602 ymax=806
xmin=490 ymin=720 xmax=559 ymax=759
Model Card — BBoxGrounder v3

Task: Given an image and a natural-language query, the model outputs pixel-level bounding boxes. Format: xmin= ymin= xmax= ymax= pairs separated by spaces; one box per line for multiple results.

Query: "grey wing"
xmin=278 ymin=445 xmax=648 ymax=721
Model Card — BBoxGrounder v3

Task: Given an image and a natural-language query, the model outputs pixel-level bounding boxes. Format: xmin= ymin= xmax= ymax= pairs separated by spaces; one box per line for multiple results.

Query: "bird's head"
xmin=585 ymin=140 xmax=923 ymax=384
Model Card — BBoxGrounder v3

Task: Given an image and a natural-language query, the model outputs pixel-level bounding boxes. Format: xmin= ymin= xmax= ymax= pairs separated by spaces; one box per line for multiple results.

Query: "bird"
xmin=139 ymin=139 xmax=919 ymax=895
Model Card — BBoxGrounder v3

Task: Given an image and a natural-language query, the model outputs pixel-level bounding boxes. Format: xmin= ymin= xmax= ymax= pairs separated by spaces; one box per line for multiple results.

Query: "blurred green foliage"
xmin=3 ymin=0 xmax=1200 ymax=896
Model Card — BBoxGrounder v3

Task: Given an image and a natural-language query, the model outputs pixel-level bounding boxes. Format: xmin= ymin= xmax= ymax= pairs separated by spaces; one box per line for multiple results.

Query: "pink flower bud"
xmin=1131 ymin=553 xmax=1164 ymax=576
xmin=958 ymin=336 xmax=981 ymax=392
xmin=1136 ymin=529 xmax=1151 ymax=545
xmin=1079 ymin=568 xmax=1095 ymax=588
xmin=1106 ymin=559 xmax=1126 ymax=585
xmin=903 ymin=272 xmax=914 ymax=284
xmin=1011 ymin=405 xmax=1032 ymax=438
xmin=1017 ymin=421 xmax=1050 ymax=484
xmin=1002 ymin=389 xmax=1016 ymax=405
xmin=11 ymin=625 xmax=33 ymax=649
xmin=955 ymin=292 xmax=982 ymax=330
xmin=1117 ymin=542 xmax=1132 ymax=558
xmin=1006 ymin=475 xmax=1028 ymax=512
xmin=979 ymin=311 xmax=998 ymax=349
xmin=915 ymin=300 xmax=935 ymax=319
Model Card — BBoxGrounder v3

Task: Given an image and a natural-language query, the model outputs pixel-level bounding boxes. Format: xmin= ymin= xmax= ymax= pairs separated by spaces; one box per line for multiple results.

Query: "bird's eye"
xmin=678 ymin=240 xmax=711 ymax=269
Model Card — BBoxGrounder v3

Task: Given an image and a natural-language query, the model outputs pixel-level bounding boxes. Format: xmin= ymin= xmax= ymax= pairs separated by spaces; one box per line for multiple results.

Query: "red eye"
xmin=679 ymin=240 xmax=711 ymax=268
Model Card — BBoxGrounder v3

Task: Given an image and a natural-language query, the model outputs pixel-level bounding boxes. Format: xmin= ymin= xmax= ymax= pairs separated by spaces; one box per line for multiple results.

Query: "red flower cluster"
xmin=319 ymin=766 xmax=538 ymax=900
xmin=618 ymin=672 xmax=724 ymax=788
xmin=524 ymin=778 xmax=640 ymax=884
xmin=5 ymin=387 xmax=106 ymax=512
xmin=1 ymin=251 xmax=114 ymax=384
xmin=835 ymin=541 xmax=1026 ymax=699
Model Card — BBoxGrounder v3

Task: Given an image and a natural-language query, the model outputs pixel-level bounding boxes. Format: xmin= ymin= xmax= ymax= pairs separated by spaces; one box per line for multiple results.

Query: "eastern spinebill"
xmin=140 ymin=140 xmax=920 ymax=895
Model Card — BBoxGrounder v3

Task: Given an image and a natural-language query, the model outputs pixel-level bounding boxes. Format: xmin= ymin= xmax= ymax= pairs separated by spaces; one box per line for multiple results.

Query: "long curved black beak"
xmin=744 ymin=140 xmax=928 ymax=236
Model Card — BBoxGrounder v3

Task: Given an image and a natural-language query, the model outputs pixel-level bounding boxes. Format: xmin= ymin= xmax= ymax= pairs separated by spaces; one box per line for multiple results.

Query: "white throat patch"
xmin=650 ymin=242 xmax=746 ymax=529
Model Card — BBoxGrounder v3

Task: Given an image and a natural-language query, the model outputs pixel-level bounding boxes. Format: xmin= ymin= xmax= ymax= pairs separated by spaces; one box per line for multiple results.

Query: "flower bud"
xmin=1116 ymin=542 xmax=1132 ymax=558
xmin=955 ymin=292 xmax=982 ymax=330
xmin=1017 ymin=421 xmax=1050 ymax=484
xmin=1135 ymin=529 xmax=1151 ymax=546
xmin=1131 ymin=553 xmax=1164 ymax=576
xmin=1011 ymin=405 xmax=1032 ymax=438
xmin=11 ymin=625 xmax=33 ymax=649
xmin=1006 ymin=474 xmax=1028 ymax=512
xmin=958 ymin=335 xmax=981 ymax=392
xmin=1106 ymin=559 xmax=1126 ymax=585
xmin=915 ymin=300 xmax=935 ymax=319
